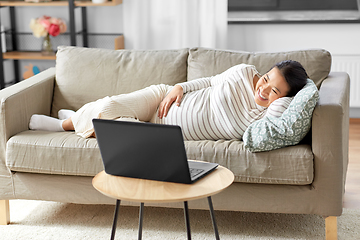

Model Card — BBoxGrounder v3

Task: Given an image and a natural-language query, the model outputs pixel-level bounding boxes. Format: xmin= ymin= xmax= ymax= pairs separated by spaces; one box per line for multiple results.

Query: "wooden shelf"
xmin=3 ymin=51 xmax=56 ymax=60
xmin=0 ymin=0 xmax=67 ymax=6
xmin=75 ymin=0 xmax=122 ymax=6
xmin=0 ymin=0 xmax=121 ymax=7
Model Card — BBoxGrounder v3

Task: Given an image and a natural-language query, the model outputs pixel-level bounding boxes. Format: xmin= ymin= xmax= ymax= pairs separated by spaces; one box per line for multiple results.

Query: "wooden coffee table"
xmin=92 ymin=164 xmax=234 ymax=240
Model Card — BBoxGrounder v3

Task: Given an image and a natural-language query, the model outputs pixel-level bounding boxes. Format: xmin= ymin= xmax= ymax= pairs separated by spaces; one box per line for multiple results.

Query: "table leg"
xmin=208 ymin=197 xmax=220 ymax=240
xmin=183 ymin=201 xmax=192 ymax=240
xmin=110 ymin=199 xmax=121 ymax=240
xmin=138 ymin=203 xmax=144 ymax=240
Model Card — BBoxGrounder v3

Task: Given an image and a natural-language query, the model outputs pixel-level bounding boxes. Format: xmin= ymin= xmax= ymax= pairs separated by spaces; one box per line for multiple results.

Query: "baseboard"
xmin=349 ymin=108 xmax=360 ymax=119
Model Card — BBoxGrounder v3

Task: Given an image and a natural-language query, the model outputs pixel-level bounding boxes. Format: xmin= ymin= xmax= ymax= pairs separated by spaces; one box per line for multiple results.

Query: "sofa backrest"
xmin=187 ymin=48 xmax=331 ymax=88
xmin=52 ymin=46 xmax=189 ymax=117
xmin=53 ymin=46 xmax=331 ymax=118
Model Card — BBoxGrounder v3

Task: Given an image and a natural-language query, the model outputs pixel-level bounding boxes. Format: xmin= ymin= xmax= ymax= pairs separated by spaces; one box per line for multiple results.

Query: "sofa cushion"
xmin=185 ymin=140 xmax=313 ymax=185
xmin=6 ymin=131 xmax=103 ymax=176
xmin=243 ymin=79 xmax=319 ymax=152
xmin=187 ymin=48 xmax=331 ymax=87
xmin=52 ymin=46 xmax=189 ymax=118
xmin=6 ymin=131 xmax=313 ymax=185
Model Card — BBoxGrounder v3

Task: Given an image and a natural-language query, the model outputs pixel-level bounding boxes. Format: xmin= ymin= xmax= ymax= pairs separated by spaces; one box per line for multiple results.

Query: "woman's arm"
xmin=177 ymin=64 xmax=250 ymax=93
xmin=157 ymin=85 xmax=184 ymax=119
xmin=175 ymin=76 xmax=214 ymax=93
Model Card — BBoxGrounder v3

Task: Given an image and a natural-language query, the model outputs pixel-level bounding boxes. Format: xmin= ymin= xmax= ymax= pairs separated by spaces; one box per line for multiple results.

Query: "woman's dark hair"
xmin=274 ymin=60 xmax=308 ymax=97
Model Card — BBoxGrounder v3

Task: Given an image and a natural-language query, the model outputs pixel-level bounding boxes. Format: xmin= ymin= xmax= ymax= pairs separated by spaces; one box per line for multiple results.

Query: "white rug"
xmin=0 ymin=200 xmax=359 ymax=239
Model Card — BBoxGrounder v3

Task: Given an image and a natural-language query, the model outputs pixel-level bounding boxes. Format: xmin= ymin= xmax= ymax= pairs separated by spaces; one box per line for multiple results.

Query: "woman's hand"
xmin=158 ymin=85 xmax=183 ymax=119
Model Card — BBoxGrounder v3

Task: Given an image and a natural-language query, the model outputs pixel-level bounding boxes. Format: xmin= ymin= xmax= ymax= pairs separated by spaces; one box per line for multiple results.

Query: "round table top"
xmin=92 ymin=165 xmax=234 ymax=203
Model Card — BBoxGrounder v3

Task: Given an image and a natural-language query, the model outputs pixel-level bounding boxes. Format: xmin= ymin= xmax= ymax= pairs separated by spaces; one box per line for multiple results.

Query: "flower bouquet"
xmin=29 ymin=15 xmax=67 ymax=55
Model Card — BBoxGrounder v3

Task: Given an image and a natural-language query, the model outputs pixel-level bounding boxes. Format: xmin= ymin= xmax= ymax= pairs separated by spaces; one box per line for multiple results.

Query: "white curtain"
xmin=123 ymin=0 xmax=228 ymax=50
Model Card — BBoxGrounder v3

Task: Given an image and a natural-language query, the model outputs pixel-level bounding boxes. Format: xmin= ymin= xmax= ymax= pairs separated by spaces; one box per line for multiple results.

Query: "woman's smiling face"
xmin=254 ymin=67 xmax=290 ymax=108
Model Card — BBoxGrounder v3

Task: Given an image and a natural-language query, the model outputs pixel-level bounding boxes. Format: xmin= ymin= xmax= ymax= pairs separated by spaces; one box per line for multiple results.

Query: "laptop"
xmin=92 ymin=119 xmax=218 ymax=184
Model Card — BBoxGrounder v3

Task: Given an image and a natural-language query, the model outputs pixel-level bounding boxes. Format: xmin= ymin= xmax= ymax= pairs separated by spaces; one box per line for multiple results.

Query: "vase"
xmin=41 ymin=34 xmax=53 ymax=55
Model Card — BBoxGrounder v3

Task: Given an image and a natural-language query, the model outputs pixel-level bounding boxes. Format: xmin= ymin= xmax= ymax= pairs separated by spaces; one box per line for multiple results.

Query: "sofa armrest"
xmin=0 ymin=68 xmax=55 ymax=173
xmin=311 ymin=72 xmax=350 ymax=215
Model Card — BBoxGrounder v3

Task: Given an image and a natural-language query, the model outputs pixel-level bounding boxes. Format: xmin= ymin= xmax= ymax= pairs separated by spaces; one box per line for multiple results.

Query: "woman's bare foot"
xmin=62 ymin=118 xmax=75 ymax=131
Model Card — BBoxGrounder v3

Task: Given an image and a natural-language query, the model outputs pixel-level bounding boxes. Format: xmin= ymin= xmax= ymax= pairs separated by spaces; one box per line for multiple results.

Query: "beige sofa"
xmin=0 ymin=46 xmax=349 ymax=237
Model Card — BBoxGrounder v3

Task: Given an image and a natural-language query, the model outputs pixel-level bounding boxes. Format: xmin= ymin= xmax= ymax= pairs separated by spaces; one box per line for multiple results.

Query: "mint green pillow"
xmin=243 ymin=79 xmax=319 ymax=152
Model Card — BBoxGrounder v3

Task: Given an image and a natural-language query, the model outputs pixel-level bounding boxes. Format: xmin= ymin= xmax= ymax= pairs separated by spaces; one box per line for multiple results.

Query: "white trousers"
xmin=71 ymin=84 xmax=173 ymax=138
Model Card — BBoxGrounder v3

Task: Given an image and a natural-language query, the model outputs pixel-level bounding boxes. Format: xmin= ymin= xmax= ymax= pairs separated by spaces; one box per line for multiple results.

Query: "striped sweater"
xmin=154 ymin=64 xmax=267 ymax=141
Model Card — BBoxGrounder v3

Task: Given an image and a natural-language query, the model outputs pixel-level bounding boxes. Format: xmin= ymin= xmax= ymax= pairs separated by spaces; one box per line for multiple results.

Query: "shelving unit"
xmin=0 ymin=0 xmax=123 ymax=89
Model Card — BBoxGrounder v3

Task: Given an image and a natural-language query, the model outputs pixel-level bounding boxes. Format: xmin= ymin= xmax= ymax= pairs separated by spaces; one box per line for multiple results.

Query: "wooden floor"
xmin=343 ymin=119 xmax=360 ymax=209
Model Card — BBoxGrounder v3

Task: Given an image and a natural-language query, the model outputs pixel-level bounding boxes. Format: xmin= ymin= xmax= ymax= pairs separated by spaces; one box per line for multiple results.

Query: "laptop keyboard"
xmin=189 ymin=168 xmax=204 ymax=178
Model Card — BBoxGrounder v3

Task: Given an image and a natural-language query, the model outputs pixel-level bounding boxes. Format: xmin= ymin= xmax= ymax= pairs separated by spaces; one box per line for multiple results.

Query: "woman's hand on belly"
xmin=158 ymin=85 xmax=183 ymax=119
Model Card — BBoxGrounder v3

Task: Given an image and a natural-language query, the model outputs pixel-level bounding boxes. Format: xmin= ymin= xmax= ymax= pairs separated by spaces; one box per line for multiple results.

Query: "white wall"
xmin=227 ymin=23 xmax=360 ymax=55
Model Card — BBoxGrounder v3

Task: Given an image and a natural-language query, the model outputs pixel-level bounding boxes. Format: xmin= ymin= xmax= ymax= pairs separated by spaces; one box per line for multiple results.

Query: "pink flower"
xmin=39 ymin=18 xmax=51 ymax=30
xmin=48 ymin=24 xmax=60 ymax=37
xmin=29 ymin=15 xmax=67 ymax=38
